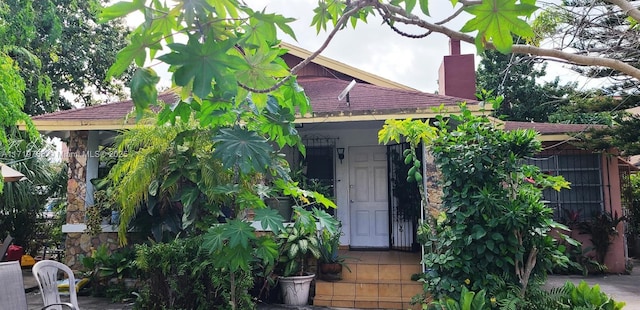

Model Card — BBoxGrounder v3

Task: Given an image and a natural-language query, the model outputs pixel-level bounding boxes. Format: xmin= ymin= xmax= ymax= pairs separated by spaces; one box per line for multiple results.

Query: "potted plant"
xmin=276 ymin=206 xmax=338 ymax=305
xmin=86 ymin=177 xmax=120 ymax=235
xmin=318 ymin=223 xmax=351 ymax=281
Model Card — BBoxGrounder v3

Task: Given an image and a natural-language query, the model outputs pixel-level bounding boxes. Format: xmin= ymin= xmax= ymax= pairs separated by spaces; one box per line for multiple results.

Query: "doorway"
xmin=348 ymin=146 xmax=389 ymax=248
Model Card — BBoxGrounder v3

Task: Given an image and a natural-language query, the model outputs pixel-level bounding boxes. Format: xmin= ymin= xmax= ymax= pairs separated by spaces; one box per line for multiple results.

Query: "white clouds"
xmin=254 ymin=1 xmax=473 ymax=92
xmin=126 ymin=1 xmax=599 ymax=93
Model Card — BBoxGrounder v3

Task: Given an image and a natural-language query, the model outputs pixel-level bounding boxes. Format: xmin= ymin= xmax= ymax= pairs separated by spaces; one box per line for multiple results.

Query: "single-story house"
xmin=22 ymin=40 xmax=633 ymax=308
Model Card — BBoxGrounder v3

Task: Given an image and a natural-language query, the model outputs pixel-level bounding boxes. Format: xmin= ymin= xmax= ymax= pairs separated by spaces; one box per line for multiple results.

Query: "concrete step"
xmin=313 ymin=261 xmax=424 ymax=309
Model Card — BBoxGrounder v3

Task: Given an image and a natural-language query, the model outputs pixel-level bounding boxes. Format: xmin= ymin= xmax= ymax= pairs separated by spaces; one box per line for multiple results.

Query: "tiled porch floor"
xmin=314 ymin=250 xmax=424 ymax=309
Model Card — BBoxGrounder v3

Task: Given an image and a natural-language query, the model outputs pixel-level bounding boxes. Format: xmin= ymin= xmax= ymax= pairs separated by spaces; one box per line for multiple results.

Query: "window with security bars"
xmin=525 ymin=153 xmax=603 ymax=222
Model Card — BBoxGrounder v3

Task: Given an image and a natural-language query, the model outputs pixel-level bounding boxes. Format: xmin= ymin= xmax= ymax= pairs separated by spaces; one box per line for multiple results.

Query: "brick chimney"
xmin=438 ymin=38 xmax=476 ymax=100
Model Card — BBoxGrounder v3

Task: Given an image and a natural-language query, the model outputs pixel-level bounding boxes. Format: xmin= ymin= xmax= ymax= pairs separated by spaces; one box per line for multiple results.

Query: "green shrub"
xmin=380 ymin=105 xmax=572 ymax=301
xmin=428 ymin=280 xmax=625 ymax=310
xmin=80 ymin=244 xmax=139 ymax=300
xmin=561 ymin=281 xmax=625 ymax=310
xmin=429 ymin=286 xmax=492 ymax=309
xmin=133 ymin=236 xmax=254 ymax=310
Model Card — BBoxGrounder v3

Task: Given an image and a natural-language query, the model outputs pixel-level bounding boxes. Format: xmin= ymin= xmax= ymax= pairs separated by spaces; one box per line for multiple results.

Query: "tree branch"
xmin=512 ymin=44 xmax=640 ymax=80
xmin=238 ymin=1 xmax=367 ymax=93
xmin=377 ymin=2 xmax=640 ymax=82
xmin=606 ymin=0 xmax=640 ymax=23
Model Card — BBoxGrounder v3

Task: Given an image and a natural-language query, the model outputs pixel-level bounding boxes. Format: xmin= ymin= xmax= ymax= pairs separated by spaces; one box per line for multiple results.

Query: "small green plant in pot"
xmin=276 ymin=206 xmax=338 ymax=305
xmin=318 ymin=222 xmax=351 ymax=281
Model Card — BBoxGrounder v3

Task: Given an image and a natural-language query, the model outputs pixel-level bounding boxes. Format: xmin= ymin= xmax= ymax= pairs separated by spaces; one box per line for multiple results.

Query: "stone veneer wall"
xmin=64 ymin=130 xmax=120 ymax=269
xmin=65 ymin=233 xmax=120 ymax=268
xmin=423 ymin=150 xmax=443 ymax=217
xmin=66 ymin=131 xmax=88 ymax=227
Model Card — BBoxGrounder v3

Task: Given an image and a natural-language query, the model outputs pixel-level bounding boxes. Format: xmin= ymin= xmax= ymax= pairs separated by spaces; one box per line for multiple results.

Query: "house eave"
xmin=536 ymin=134 xmax=578 ymax=142
xmin=19 ymin=119 xmax=137 ymax=132
xmin=296 ymin=105 xmax=489 ymax=123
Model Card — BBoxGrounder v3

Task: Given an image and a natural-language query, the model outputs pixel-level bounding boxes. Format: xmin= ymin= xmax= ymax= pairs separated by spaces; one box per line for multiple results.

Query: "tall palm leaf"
xmin=108 ymin=118 xmax=233 ymax=244
xmin=0 ymin=137 xmax=64 ymax=253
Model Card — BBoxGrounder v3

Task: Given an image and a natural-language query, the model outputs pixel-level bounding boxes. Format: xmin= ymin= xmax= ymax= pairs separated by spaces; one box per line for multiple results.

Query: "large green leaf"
xmin=157 ymin=37 xmax=241 ymax=98
xmin=130 ymin=67 xmax=160 ymax=117
xmin=248 ymin=10 xmax=297 ymax=41
xmin=225 ymin=246 xmax=254 ymax=271
xmin=178 ymin=186 xmax=200 ymax=210
xmin=460 ymin=0 xmax=537 ymax=53
xmin=146 ymin=5 xmax=179 ymax=43
xmin=202 ymin=225 xmax=225 ymax=252
xmin=254 ymin=208 xmax=286 ymax=234
xmin=254 ymin=236 xmax=279 ymax=264
xmin=208 ymin=0 xmax=240 ymax=19
xmin=212 ymin=127 xmax=273 ymax=174
xmin=313 ymin=207 xmax=338 ymax=235
xmin=311 ymin=1 xmax=331 ymax=33
xmin=222 ymin=219 xmax=256 ymax=249
xmin=98 ymin=0 xmax=145 ymax=23
xmin=236 ymin=43 xmax=289 ymax=91
xmin=107 ymin=31 xmax=162 ymax=78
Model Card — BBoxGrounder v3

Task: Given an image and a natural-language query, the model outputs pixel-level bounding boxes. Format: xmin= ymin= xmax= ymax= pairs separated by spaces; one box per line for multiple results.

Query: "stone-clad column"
xmin=63 ymin=130 xmax=121 ymax=268
xmin=66 ymin=130 xmax=88 ymax=224
xmin=64 ymin=130 xmax=88 ymax=267
xmin=423 ymin=149 xmax=443 ymax=219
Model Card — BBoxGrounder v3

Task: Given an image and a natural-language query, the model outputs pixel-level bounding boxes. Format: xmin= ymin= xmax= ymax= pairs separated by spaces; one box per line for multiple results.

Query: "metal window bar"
xmin=525 ymin=152 xmax=603 ymax=223
xmin=295 ymin=136 xmax=338 ymax=214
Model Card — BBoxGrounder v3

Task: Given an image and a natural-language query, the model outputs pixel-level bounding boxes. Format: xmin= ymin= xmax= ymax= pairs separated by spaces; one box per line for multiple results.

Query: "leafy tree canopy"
xmin=477 ymin=49 xmax=575 ymax=122
xmin=551 ymin=92 xmax=640 ymax=155
xmin=0 ymin=0 xmax=132 ymax=115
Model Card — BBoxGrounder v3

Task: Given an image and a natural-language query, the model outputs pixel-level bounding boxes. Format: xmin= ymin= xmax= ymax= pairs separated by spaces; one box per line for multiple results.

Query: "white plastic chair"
xmin=0 ymin=261 xmax=75 ymax=310
xmin=32 ymin=260 xmax=80 ymax=310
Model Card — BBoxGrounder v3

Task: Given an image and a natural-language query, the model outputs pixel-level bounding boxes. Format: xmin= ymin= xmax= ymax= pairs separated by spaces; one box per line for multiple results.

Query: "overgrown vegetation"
xmin=95 ymin=0 xmax=639 ymax=308
xmin=134 ymin=237 xmax=254 ymax=310
xmin=0 ymin=137 xmax=66 ymax=254
xmin=578 ymin=211 xmax=626 ymax=265
xmin=627 ymin=174 xmax=640 ymax=258
xmin=430 ymin=280 xmax=625 ymax=310
xmin=80 ymin=244 xmax=139 ymax=301
xmin=380 ymin=104 xmax=574 ymax=303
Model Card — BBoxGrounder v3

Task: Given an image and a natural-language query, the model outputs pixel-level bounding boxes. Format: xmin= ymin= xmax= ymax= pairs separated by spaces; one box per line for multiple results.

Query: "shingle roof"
xmin=31 ymin=92 xmax=179 ymax=121
xmin=503 ymin=121 xmax=605 ymax=134
xmin=298 ymin=77 xmax=474 ymax=117
xmin=29 ymin=77 xmax=476 ymax=124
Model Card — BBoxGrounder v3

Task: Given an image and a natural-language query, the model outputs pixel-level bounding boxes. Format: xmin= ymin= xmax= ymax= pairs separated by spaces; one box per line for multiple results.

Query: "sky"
xmin=250 ymin=1 xmax=607 ymax=93
xmin=127 ymin=0 xmax=605 ymax=94
xmin=252 ymin=0 xmax=475 ymax=93
xmin=127 ymin=0 xmax=478 ymax=93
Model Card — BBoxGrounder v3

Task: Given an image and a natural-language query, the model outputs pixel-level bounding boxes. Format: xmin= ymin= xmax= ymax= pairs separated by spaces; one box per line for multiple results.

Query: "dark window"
xmin=526 ymin=153 xmax=603 ymax=222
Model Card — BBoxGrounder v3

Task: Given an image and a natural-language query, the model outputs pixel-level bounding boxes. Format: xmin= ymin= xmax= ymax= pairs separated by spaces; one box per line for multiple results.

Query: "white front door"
xmin=349 ymin=146 xmax=389 ymax=248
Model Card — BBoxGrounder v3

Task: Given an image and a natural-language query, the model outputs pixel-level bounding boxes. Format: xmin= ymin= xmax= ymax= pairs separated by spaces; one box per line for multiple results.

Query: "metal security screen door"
xmin=387 ymin=143 xmax=421 ymax=251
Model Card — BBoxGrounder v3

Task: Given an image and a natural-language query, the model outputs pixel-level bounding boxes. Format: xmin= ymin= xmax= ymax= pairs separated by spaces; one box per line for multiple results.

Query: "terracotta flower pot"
xmin=319 ymin=263 xmax=342 ymax=274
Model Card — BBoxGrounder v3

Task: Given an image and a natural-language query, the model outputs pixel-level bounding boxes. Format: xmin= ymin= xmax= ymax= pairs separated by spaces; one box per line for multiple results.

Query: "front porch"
xmin=314 ymin=250 xmax=423 ymax=309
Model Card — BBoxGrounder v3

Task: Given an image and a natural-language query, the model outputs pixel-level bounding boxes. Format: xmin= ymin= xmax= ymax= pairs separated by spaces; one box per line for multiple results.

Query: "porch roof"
xmin=500 ymin=121 xmax=606 ymax=142
xmin=22 ymin=78 xmax=480 ymax=132
xmin=296 ymin=76 xmax=478 ymax=122
xmin=26 ymin=92 xmax=179 ymax=132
